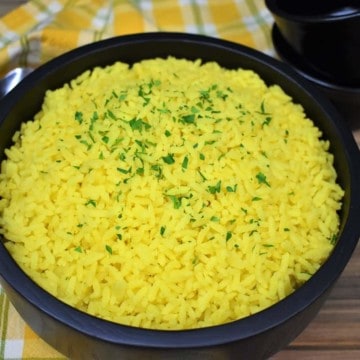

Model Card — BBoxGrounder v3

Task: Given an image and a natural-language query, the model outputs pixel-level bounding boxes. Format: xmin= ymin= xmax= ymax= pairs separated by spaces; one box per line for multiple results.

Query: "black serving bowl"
xmin=265 ymin=0 xmax=360 ymax=86
xmin=271 ymin=24 xmax=360 ymax=130
xmin=0 ymin=33 xmax=359 ymax=360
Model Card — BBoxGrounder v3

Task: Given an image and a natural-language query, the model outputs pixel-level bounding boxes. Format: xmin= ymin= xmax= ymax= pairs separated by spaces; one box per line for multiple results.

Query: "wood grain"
xmin=0 ymin=1 xmax=359 ymax=359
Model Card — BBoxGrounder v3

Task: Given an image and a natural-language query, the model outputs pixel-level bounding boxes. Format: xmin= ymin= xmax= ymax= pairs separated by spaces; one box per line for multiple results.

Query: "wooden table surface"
xmin=0 ymin=1 xmax=359 ymax=359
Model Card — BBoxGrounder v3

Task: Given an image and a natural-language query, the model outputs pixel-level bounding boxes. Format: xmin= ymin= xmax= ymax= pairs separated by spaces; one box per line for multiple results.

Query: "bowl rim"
xmin=265 ymin=0 xmax=360 ymax=23
xmin=0 ymin=32 xmax=359 ymax=349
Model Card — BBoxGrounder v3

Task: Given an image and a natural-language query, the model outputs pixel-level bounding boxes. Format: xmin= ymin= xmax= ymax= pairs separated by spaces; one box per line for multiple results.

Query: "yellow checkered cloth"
xmin=0 ymin=0 xmax=274 ymax=358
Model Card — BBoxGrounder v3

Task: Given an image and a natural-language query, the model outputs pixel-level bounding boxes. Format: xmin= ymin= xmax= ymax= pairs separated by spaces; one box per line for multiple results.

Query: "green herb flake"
xmin=182 ymin=156 xmax=189 ymax=170
xmin=192 ymin=256 xmax=199 ymax=266
xmin=164 ymin=130 xmax=172 ymax=137
xmin=107 ymin=109 xmax=117 ymax=120
xmin=198 ymin=170 xmax=207 ymax=181
xmin=117 ymin=167 xmax=132 ymax=174
xmin=283 ymin=227 xmax=290 ymax=232
xmin=74 ymin=111 xmax=83 ymax=124
xmin=262 ymin=116 xmax=272 ymax=127
xmin=160 ymin=226 xmax=166 ymax=236
xmin=102 ymin=135 xmax=110 ymax=144
xmin=181 ymin=114 xmax=196 ymax=124
xmin=208 ymin=180 xmax=221 ymax=194
xmin=85 ymin=199 xmax=97 ymax=207
xmin=136 ymin=167 xmax=144 ymax=175
xmin=199 ymin=153 xmax=205 ymax=160
xmin=74 ymin=246 xmax=83 ymax=253
xmin=129 ymin=118 xmax=151 ymax=132
xmin=99 ymin=151 xmax=105 ymax=160
xmin=151 ymin=164 xmax=163 ymax=179
xmin=330 ymin=234 xmax=337 ymax=245
xmin=226 ymin=184 xmax=237 ymax=193
xmin=256 ymin=172 xmax=271 ymax=187
xmin=105 ymin=245 xmax=113 ymax=255
xmin=210 ymin=216 xmax=220 ymax=222
xmin=168 ymin=195 xmax=182 ymax=209
xmin=80 ymin=140 xmax=92 ymax=150
xmin=89 ymin=111 xmax=99 ymax=130
xmin=263 ymin=244 xmax=274 ymax=248
xmin=252 ymin=196 xmax=262 ymax=201
xmin=162 ymin=154 xmax=175 ymax=165
xmin=226 ymin=231 xmax=232 ymax=242
xmin=191 ymin=106 xmax=200 ymax=114
xmin=116 ymin=234 xmax=122 ymax=240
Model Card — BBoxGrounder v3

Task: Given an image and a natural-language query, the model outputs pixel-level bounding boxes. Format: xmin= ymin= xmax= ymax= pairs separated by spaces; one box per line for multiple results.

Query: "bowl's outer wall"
xmin=0 ymin=33 xmax=359 ymax=360
xmin=0 ymin=272 xmax=331 ymax=360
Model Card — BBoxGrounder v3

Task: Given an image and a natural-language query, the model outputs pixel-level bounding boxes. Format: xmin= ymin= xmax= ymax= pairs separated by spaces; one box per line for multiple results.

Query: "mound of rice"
xmin=0 ymin=57 xmax=343 ymax=329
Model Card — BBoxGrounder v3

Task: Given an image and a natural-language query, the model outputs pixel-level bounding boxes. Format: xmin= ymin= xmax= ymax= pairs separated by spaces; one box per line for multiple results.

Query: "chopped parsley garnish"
xmin=226 ymin=231 xmax=232 ymax=242
xmin=107 ymin=109 xmax=117 ymax=120
xmin=256 ymin=172 xmax=271 ymax=187
xmin=164 ymin=130 xmax=172 ymax=137
xmin=101 ymin=135 xmax=110 ymax=144
xmin=262 ymin=116 xmax=272 ymax=127
xmin=162 ymin=154 xmax=175 ymax=165
xmin=74 ymin=111 xmax=83 ymax=124
xmin=89 ymin=111 xmax=99 ymax=130
xmin=198 ymin=170 xmax=207 ymax=181
xmin=226 ymin=184 xmax=237 ymax=193
xmin=129 ymin=118 xmax=151 ymax=132
xmin=160 ymin=226 xmax=166 ymax=236
xmin=117 ymin=167 xmax=132 ymax=174
xmin=85 ymin=199 xmax=96 ymax=207
xmin=136 ymin=167 xmax=144 ymax=175
xmin=168 ymin=195 xmax=182 ymax=209
xmin=181 ymin=114 xmax=196 ymax=124
xmin=182 ymin=156 xmax=189 ymax=170
xmin=208 ymin=180 xmax=221 ymax=194
xmin=105 ymin=245 xmax=113 ymax=254
xmin=151 ymin=164 xmax=163 ymax=178
xmin=330 ymin=234 xmax=337 ymax=245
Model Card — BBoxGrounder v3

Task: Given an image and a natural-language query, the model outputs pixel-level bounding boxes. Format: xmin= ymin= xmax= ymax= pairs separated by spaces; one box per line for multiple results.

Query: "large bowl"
xmin=0 ymin=33 xmax=359 ymax=360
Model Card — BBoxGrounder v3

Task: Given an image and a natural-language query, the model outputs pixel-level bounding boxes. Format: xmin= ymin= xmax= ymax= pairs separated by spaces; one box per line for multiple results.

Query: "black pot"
xmin=265 ymin=0 xmax=360 ymax=86
xmin=0 ymin=33 xmax=359 ymax=360
xmin=271 ymin=24 xmax=360 ymax=130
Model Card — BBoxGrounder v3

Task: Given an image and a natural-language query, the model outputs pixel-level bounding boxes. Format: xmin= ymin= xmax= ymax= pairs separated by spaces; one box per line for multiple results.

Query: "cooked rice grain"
xmin=0 ymin=58 xmax=344 ymax=329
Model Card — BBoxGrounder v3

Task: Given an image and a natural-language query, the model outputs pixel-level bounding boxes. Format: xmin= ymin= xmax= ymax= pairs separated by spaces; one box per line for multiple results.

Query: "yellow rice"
xmin=0 ymin=57 xmax=344 ymax=330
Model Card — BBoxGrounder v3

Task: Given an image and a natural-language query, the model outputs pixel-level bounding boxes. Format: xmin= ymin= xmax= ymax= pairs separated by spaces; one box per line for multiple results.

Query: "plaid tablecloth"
xmin=0 ymin=1 xmax=274 ymax=358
